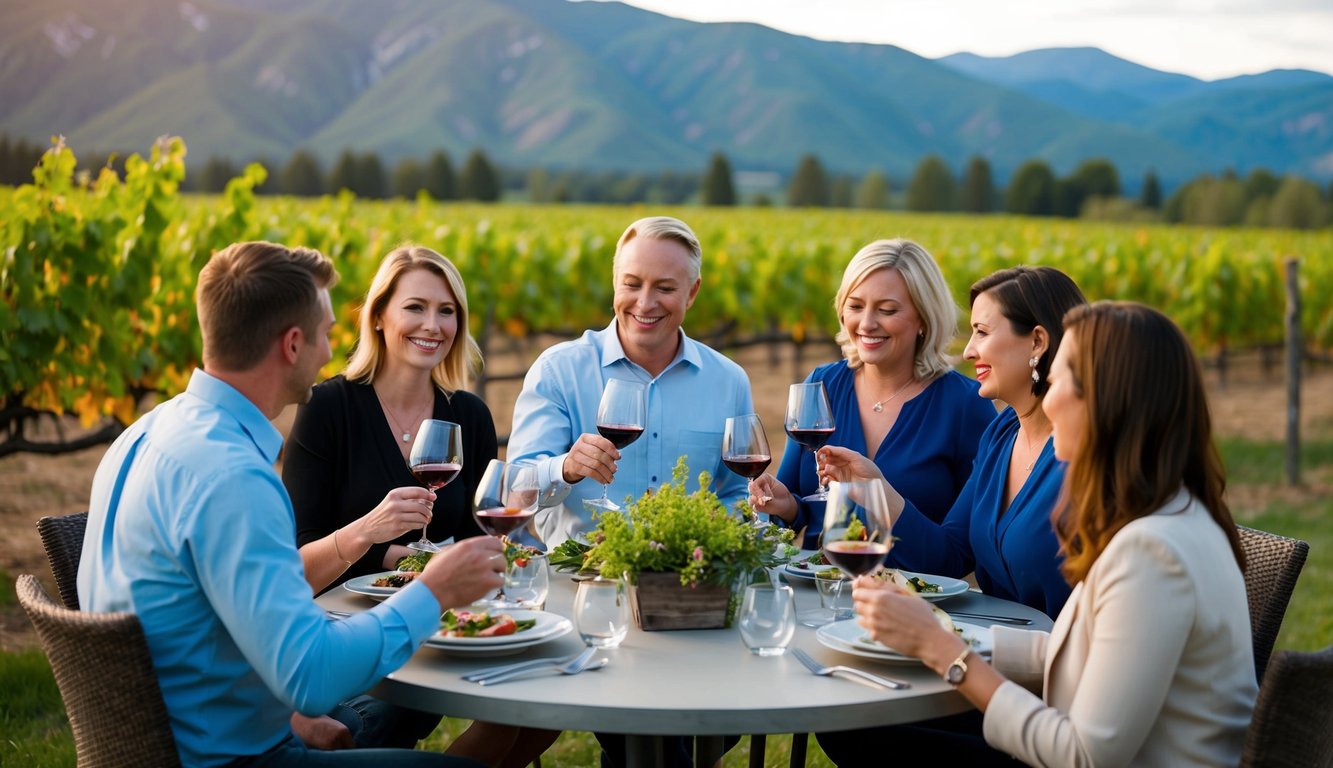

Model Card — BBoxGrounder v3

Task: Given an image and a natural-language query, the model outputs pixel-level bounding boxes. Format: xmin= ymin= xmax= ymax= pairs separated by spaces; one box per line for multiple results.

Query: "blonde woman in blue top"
xmin=750 ymin=239 xmax=996 ymax=548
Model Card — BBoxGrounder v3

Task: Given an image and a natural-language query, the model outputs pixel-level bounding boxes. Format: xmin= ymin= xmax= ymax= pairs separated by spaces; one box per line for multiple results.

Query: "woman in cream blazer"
xmin=832 ymin=301 xmax=1258 ymax=767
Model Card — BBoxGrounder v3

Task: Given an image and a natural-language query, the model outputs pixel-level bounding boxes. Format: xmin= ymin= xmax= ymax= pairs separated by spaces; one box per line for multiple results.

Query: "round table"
xmin=318 ymin=569 xmax=1053 ymax=767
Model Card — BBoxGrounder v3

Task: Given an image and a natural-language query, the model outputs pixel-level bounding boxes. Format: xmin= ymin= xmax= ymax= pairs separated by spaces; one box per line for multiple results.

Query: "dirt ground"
xmin=3 ymin=344 xmax=1330 ymax=651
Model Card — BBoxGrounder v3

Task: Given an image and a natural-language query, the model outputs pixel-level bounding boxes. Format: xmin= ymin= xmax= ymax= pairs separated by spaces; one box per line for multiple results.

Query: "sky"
xmin=598 ymin=0 xmax=1333 ymax=81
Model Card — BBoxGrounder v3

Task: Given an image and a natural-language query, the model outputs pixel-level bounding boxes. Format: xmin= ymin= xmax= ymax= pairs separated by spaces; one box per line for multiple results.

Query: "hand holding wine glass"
xmin=407 ymin=419 xmax=464 ymax=553
xmin=786 ymin=382 xmax=835 ymax=502
xmin=723 ymin=413 xmax=772 ymax=482
xmin=585 ymin=378 xmax=647 ymax=513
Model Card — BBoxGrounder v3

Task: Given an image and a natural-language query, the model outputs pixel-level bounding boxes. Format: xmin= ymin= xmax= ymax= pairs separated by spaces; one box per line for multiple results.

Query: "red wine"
xmin=597 ymin=423 xmax=645 ymax=449
xmin=723 ymin=454 xmax=772 ymax=479
xmin=823 ymin=540 xmax=890 ymax=576
xmin=475 ymin=507 xmax=537 ymax=536
xmin=787 ymin=427 xmax=835 ymax=451
xmin=412 ymin=462 xmax=461 ymax=490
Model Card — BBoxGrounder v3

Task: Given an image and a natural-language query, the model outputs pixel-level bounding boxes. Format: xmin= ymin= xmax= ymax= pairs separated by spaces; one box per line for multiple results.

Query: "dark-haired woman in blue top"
xmin=750 ymin=239 xmax=995 ymax=547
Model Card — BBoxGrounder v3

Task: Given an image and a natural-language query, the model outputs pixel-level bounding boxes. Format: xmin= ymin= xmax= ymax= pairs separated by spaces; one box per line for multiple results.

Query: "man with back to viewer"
xmin=77 ymin=240 xmax=503 ymax=767
xmin=506 ymin=216 xmax=753 ymax=767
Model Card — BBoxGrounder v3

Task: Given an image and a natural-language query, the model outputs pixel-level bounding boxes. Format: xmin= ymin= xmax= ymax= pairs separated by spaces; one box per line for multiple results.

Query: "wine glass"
xmin=585 ymin=378 xmax=647 ymax=513
xmin=472 ymin=459 xmax=541 ymax=609
xmin=722 ymin=414 xmax=772 ymax=482
xmin=785 ymin=382 xmax=835 ymax=501
xmin=407 ymin=419 xmax=464 ymax=553
xmin=821 ymin=479 xmax=893 ymax=582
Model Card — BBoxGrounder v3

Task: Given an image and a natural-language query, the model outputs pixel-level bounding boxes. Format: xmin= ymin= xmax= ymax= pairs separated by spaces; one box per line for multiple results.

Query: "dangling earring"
xmin=1029 ymin=356 xmax=1040 ymax=384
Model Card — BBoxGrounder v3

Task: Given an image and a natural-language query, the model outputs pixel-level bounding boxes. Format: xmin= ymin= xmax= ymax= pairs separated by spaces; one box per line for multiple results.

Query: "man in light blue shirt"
xmin=78 ymin=241 xmax=502 ymax=768
xmin=508 ymin=216 xmax=756 ymax=550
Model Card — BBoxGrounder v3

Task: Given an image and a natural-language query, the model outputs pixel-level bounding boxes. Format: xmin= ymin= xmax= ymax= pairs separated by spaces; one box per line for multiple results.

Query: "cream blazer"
xmin=983 ymin=490 xmax=1258 ymax=767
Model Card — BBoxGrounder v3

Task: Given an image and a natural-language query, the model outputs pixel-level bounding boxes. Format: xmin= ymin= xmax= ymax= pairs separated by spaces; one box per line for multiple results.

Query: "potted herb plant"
xmin=549 ymin=458 xmax=798 ymax=630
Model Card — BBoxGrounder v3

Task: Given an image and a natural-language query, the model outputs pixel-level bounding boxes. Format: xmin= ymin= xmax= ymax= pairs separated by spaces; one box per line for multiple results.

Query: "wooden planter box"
xmin=630 ymin=572 xmax=732 ymax=631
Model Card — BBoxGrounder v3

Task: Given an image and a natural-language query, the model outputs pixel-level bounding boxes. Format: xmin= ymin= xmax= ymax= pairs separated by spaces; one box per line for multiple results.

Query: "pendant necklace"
xmin=377 ymin=389 xmax=433 ymax=443
xmin=1018 ymin=425 xmax=1047 ymax=471
xmin=870 ymin=376 xmax=916 ymax=413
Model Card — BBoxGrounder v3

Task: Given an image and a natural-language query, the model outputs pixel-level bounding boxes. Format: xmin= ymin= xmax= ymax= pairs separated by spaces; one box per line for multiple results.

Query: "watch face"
xmin=946 ymin=661 xmax=966 ymax=684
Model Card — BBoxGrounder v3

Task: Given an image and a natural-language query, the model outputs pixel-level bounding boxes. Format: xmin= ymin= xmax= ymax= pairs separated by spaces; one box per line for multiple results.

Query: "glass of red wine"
xmin=785 ymin=381 xmax=835 ymax=501
xmin=473 ymin=459 xmax=541 ymax=609
xmin=723 ymin=413 xmax=772 ymax=483
xmin=586 ymin=378 xmax=646 ymax=513
xmin=821 ymin=479 xmax=892 ymax=583
xmin=407 ymin=419 xmax=463 ymax=553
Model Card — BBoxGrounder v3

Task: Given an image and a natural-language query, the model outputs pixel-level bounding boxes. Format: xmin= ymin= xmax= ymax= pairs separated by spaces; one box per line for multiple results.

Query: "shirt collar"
xmin=185 ymin=369 xmax=285 ymax=464
xmin=599 ymin=320 xmax=701 ymax=377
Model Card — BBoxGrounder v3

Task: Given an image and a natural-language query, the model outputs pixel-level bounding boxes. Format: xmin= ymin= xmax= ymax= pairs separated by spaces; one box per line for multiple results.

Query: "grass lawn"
xmin=3 ymin=437 xmax=1328 ymax=768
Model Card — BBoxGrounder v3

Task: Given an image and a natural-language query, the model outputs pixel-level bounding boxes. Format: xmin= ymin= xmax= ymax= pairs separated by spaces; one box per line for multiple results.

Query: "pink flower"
xmin=692 ymin=546 xmax=704 ymax=561
xmin=649 ymin=540 xmax=665 ymax=552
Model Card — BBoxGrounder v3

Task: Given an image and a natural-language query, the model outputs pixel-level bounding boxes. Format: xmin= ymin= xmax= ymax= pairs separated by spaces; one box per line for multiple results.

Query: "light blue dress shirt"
xmin=507 ymin=321 xmax=755 ymax=548
xmin=77 ymin=369 xmax=442 ymax=768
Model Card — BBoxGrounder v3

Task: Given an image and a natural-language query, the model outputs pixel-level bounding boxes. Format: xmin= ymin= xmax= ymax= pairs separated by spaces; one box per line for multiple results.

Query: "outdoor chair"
xmin=16 ymin=573 xmax=181 ymax=767
xmin=1240 ymin=643 xmax=1333 ymax=767
xmin=1237 ymin=525 xmax=1309 ymax=680
xmin=35 ymin=510 xmax=88 ymax=610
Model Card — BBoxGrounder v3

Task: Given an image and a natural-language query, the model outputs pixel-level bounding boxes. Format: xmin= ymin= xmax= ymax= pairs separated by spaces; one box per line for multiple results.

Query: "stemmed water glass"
xmin=407 ymin=419 xmax=463 ymax=553
xmin=472 ymin=460 xmax=541 ymax=609
xmin=785 ymin=382 xmax=835 ymax=501
xmin=585 ymin=378 xmax=647 ymax=513
xmin=821 ymin=479 xmax=893 ymax=581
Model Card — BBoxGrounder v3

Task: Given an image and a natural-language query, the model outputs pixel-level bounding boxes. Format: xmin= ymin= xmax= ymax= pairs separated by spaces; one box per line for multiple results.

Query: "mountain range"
xmin=4 ymin=0 xmax=1331 ymax=187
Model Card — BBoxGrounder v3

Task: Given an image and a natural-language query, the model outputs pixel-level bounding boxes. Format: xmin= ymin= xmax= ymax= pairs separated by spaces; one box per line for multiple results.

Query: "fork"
xmin=478 ymin=648 xmax=608 ymax=686
xmin=463 ymin=649 xmax=590 ymax=683
xmin=791 ymin=647 xmax=910 ymax=690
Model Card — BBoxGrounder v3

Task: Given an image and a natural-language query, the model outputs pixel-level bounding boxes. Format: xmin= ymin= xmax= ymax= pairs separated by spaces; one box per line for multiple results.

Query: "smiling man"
xmin=507 ymin=216 xmax=755 ymax=549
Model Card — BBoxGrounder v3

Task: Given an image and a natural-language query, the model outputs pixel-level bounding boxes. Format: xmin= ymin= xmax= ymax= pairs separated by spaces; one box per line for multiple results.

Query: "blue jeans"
xmin=328 ymin=695 xmax=442 ymax=749
xmin=224 ymin=733 xmax=481 ymax=767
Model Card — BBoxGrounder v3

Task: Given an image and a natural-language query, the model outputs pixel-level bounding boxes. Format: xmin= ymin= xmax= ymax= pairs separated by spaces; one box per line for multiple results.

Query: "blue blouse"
xmin=775 ymin=361 xmax=996 ymax=549
xmin=889 ymin=406 xmax=1072 ymax=617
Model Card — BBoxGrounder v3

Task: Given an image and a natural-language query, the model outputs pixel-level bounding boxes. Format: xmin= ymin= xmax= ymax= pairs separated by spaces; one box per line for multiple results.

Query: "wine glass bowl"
xmin=407 ymin=419 xmax=463 ymax=552
xmin=722 ymin=414 xmax=772 ymax=480
xmin=821 ymin=479 xmax=892 ymax=579
xmin=586 ymin=379 xmax=647 ymax=513
xmin=785 ymin=382 xmax=835 ymax=501
xmin=472 ymin=460 xmax=541 ymax=610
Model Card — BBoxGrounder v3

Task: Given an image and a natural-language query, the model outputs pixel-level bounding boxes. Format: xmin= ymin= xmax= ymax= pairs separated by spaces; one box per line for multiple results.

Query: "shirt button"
xmin=653 ymin=432 xmax=658 ymax=438
xmin=651 ymin=476 xmax=657 ymax=482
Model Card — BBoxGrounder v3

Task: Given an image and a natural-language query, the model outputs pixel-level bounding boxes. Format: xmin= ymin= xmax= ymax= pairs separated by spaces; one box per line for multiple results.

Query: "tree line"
xmin=2 ymin=134 xmax=1329 ymax=229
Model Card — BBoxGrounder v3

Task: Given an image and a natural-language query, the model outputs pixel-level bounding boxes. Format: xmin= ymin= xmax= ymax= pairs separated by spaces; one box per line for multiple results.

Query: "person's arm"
xmin=983 ymin=530 xmax=1196 ymax=767
xmin=886 ymin=467 xmax=978 ymax=578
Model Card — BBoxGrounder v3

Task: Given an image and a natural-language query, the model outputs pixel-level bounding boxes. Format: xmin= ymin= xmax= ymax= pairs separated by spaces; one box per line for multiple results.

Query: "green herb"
xmin=843 ymin=517 xmax=866 ymax=542
xmin=548 ymin=538 xmax=593 ymax=571
xmin=504 ymin=539 xmax=541 ymax=568
xmin=568 ymin=457 xmax=796 ymax=588
xmin=395 ymin=550 xmax=433 ymax=573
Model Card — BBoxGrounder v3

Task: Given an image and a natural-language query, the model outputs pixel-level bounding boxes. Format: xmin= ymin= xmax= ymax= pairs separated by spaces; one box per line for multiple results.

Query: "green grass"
xmin=3 ymin=437 xmax=1328 ymax=767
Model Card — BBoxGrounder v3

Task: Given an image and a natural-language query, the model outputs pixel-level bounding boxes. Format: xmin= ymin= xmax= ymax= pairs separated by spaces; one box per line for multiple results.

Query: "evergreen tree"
xmin=328 ymin=150 xmax=359 ymax=195
xmin=459 ymin=148 xmax=501 ymax=202
xmin=1268 ymin=176 xmax=1326 ymax=229
xmin=1057 ymin=159 xmax=1120 ymax=217
xmin=391 ymin=158 xmax=425 ymax=199
xmin=1006 ymin=160 xmax=1057 ymax=216
xmin=701 ymin=151 xmax=737 ymax=206
xmin=961 ymin=156 xmax=994 ymax=213
xmin=425 ymin=150 xmax=456 ymax=200
xmin=1242 ymin=168 xmax=1281 ymax=205
xmin=281 ymin=149 xmax=324 ymax=196
xmin=787 ymin=154 xmax=830 ymax=207
xmin=354 ymin=152 xmax=387 ymax=199
xmin=199 ymin=156 xmax=237 ymax=193
xmin=855 ymin=170 xmax=890 ymax=209
xmin=1140 ymin=170 xmax=1162 ymax=210
xmin=906 ymin=155 xmax=955 ymax=212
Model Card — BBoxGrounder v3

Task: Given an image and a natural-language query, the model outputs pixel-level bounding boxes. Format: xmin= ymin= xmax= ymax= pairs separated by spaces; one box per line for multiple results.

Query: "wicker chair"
xmin=36 ymin=511 xmax=89 ymax=610
xmin=16 ymin=574 xmax=181 ymax=768
xmin=1240 ymin=643 xmax=1333 ymax=767
xmin=1238 ymin=525 xmax=1309 ymax=680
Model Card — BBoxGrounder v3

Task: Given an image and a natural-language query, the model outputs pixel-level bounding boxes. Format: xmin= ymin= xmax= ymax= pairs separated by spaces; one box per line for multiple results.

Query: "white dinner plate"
xmin=782 ymin=558 xmax=969 ymax=602
xmin=342 ymin=571 xmax=419 ymax=601
xmin=424 ymin=611 xmax=573 ymax=655
xmin=816 ymin=617 xmax=992 ymax=663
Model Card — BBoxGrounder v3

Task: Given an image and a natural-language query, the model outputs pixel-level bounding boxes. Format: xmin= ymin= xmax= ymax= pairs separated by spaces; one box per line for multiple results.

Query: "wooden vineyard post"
xmin=1285 ymin=257 xmax=1301 ymax=487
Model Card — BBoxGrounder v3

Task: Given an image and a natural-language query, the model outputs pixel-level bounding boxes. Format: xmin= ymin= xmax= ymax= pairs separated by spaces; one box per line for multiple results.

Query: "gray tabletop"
xmin=317 ymin=568 xmax=1054 ymax=738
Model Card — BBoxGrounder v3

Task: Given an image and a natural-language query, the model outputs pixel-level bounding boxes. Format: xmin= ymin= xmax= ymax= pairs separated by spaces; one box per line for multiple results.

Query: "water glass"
xmin=737 ymin=583 xmax=796 ymax=656
xmin=816 ymin=572 xmax=851 ymax=620
xmin=573 ymin=576 xmax=630 ymax=648
xmin=505 ymin=554 xmax=550 ymax=610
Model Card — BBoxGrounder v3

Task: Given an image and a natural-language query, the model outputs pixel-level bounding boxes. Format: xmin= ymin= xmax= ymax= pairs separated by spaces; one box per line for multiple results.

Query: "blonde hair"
xmin=344 ymin=244 xmax=481 ymax=392
xmin=834 ymin=239 xmax=957 ymax=380
xmin=613 ymin=216 xmax=702 ymax=283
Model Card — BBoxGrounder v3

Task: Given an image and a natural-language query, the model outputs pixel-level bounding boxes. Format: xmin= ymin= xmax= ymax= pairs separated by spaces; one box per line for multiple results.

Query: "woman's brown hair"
xmin=1053 ymin=301 xmax=1244 ymax=583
